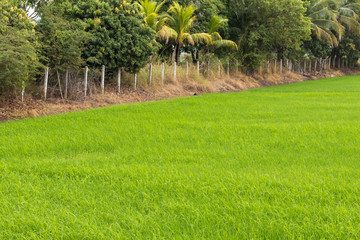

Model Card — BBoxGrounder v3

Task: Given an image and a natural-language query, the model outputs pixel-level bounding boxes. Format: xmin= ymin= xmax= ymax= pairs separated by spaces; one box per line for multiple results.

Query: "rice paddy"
xmin=1 ymin=75 xmax=360 ymax=239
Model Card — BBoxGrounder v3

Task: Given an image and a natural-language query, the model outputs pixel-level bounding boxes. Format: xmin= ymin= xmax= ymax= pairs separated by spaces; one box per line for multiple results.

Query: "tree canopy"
xmin=2 ymin=0 xmax=360 ymax=96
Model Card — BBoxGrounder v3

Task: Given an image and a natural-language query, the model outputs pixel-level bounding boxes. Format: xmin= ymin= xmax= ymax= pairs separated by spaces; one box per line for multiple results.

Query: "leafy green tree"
xmin=0 ymin=0 xmax=39 ymax=95
xmin=303 ymin=36 xmax=332 ymax=59
xmin=224 ymin=0 xmax=311 ymax=70
xmin=333 ymin=32 xmax=360 ymax=65
xmin=36 ymin=3 xmax=90 ymax=71
xmin=66 ymin=0 xmax=157 ymax=73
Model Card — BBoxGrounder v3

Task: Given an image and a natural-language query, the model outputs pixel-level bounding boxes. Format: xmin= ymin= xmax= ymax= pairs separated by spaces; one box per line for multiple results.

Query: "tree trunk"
xmin=56 ymin=70 xmax=63 ymax=99
xmin=175 ymin=43 xmax=181 ymax=64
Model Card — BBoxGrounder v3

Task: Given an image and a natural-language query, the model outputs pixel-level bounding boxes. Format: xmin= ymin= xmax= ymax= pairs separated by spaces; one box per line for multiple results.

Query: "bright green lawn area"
xmin=1 ymin=75 xmax=360 ymax=239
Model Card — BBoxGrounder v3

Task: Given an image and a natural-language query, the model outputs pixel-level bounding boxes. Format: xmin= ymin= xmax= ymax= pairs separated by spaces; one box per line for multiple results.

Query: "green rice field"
xmin=1 ymin=75 xmax=360 ymax=239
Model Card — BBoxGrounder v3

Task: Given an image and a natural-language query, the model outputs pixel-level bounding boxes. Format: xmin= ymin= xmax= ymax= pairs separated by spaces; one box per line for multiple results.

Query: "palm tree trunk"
xmin=175 ymin=43 xmax=181 ymax=64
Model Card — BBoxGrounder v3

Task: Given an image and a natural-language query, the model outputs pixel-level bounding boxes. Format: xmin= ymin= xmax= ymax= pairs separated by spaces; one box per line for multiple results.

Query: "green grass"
xmin=1 ymin=75 xmax=360 ymax=239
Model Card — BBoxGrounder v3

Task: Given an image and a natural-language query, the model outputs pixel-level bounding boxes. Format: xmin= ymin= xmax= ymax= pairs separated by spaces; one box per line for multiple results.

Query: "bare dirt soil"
xmin=0 ymin=69 xmax=357 ymax=122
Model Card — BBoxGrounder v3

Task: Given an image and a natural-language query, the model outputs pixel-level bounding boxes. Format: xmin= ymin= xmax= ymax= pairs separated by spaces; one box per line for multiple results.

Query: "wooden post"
xmin=148 ymin=63 xmax=153 ymax=86
xmin=21 ymin=80 xmax=25 ymax=103
xmin=218 ymin=60 xmax=221 ymax=78
xmin=207 ymin=60 xmax=210 ymax=77
xmin=338 ymin=57 xmax=341 ymax=68
xmin=84 ymin=66 xmax=88 ymax=97
xmin=134 ymin=73 xmax=137 ymax=90
xmin=267 ymin=60 xmax=270 ymax=73
xmin=236 ymin=60 xmax=239 ymax=73
xmin=286 ymin=59 xmax=289 ymax=72
xmin=260 ymin=65 xmax=263 ymax=74
xmin=101 ymin=65 xmax=105 ymax=94
xmin=332 ymin=57 xmax=336 ymax=68
xmin=280 ymin=59 xmax=283 ymax=74
xmin=185 ymin=61 xmax=188 ymax=79
xmin=227 ymin=60 xmax=230 ymax=75
xmin=65 ymin=70 xmax=69 ymax=99
xmin=197 ymin=61 xmax=200 ymax=76
xmin=303 ymin=60 xmax=306 ymax=74
xmin=174 ymin=62 xmax=177 ymax=79
xmin=56 ymin=70 xmax=63 ymax=99
xmin=314 ymin=59 xmax=318 ymax=72
xmin=44 ymin=67 xmax=49 ymax=101
xmin=274 ymin=60 xmax=277 ymax=74
xmin=117 ymin=68 xmax=121 ymax=93
xmin=162 ymin=62 xmax=165 ymax=84
xmin=309 ymin=60 xmax=312 ymax=73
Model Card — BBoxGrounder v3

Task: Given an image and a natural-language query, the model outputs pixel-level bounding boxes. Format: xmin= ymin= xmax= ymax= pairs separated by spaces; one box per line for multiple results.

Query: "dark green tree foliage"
xmin=67 ymin=0 xmax=157 ymax=73
xmin=224 ymin=0 xmax=311 ymax=70
xmin=36 ymin=4 xmax=90 ymax=70
xmin=0 ymin=0 xmax=39 ymax=95
xmin=303 ymin=36 xmax=332 ymax=59
xmin=333 ymin=32 xmax=360 ymax=65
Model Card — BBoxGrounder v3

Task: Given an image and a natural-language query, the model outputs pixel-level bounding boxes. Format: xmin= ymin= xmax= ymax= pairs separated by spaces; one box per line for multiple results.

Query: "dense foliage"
xmin=0 ymin=0 xmax=41 ymax=95
xmin=1 ymin=0 xmax=360 ymax=96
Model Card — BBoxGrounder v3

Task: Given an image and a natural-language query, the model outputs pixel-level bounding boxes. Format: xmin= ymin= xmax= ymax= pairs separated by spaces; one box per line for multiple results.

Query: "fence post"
xmin=174 ymin=62 xmax=177 ymax=79
xmin=236 ymin=60 xmax=239 ymax=73
xmin=134 ymin=73 xmax=137 ymax=90
xmin=286 ymin=59 xmax=289 ymax=72
xmin=84 ymin=66 xmax=88 ymax=97
xmin=289 ymin=60 xmax=292 ymax=72
xmin=101 ymin=65 xmax=105 ymax=94
xmin=162 ymin=62 xmax=165 ymax=84
xmin=197 ymin=61 xmax=200 ymax=76
xmin=65 ymin=70 xmax=69 ymax=99
xmin=185 ymin=61 xmax=188 ymax=79
xmin=21 ymin=80 xmax=25 ymax=103
xmin=267 ymin=60 xmax=270 ymax=73
xmin=218 ymin=60 xmax=221 ymax=78
xmin=148 ymin=63 xmax=153 ymax=87
xmin=207 ymin=60 xmax=210 ymax=77
xmin=117 ymin=68 xmax=121 ymax=93
xmin=227 ymin=60 xmax=230 ymax=75
xmin=44 ymin=67 xmax=49 ymax=101
xmin=280 ymin=59 xmax=283 ymax=74
xmin=274 ymin=60 xmax=277 ymax=74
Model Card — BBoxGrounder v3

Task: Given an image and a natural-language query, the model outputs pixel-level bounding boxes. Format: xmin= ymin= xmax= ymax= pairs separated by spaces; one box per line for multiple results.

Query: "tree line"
xmin=1 ymin=0 xmax=360 ymax=97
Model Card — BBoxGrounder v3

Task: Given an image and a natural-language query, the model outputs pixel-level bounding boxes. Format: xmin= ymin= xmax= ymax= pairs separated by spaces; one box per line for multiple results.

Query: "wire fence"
xmin=41 ymin=57 xmax=353 ymax=101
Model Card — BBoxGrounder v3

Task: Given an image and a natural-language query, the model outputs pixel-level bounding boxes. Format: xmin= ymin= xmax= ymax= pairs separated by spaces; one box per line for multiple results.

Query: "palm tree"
xmin=207 ymin=16 xmax=238 ymax=50
xmin=307 ymin=0 xmax=344 ymax=46
xmin=337 ymin=0 xmax=360 ymax=37
xmin=136 ymin=0 xmax=168 ymax=39
xmin=158 ymin=2 xmax=212 ymax=63
xmin=307 ymin=0 xmax=360 ymax=46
